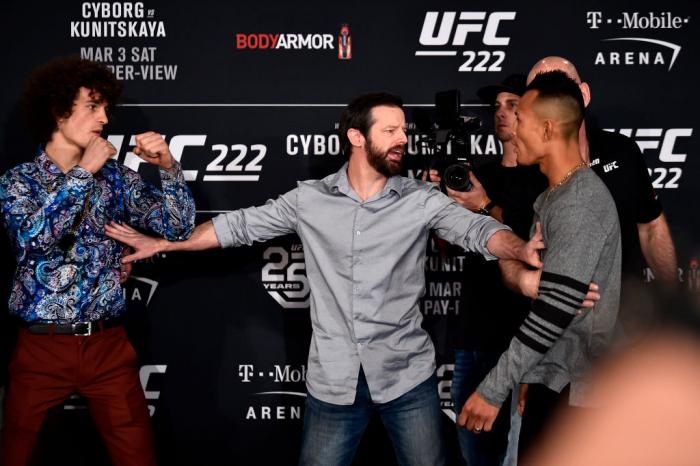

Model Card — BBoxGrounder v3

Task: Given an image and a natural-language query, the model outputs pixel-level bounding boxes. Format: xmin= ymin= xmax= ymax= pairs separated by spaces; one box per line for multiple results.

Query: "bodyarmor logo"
xmin=415 ymin=11 xmax=516 ymax=73
xmin=236 ymin=33 xmax=334 ymax=50
xmin=261 ymin=244 xmax=310 ymax=309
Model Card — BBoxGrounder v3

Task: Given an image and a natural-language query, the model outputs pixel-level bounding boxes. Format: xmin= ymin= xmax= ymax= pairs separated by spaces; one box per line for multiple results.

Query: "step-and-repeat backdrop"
xmin=1 ymin=1 xmax=698 ymax=464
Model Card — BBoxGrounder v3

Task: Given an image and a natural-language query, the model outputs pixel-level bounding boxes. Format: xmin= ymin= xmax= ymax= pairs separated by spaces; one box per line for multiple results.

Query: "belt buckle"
xmin=72 ymin=321 xmax=92 ymax=336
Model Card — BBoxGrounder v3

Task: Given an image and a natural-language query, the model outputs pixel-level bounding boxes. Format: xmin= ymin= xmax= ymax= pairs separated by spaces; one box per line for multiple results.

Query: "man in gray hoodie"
xmin=458 ymin=70 xmax=621 ymax=460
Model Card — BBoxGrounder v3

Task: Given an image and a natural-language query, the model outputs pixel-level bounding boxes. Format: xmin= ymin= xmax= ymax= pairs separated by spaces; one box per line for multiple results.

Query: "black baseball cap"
xmin=476 ymin=73 xmax=527 ymax=105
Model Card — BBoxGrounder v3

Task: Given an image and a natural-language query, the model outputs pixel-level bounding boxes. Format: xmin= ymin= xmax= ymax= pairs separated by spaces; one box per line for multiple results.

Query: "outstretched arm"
xmin=486 ymin=229 xmax=543 ymax=269
xmin=425 ymin=186 xmax=543 ymax=268
xmin=106 ymin=220 xmax=220 ymax=263
xmin=499 ymin=222 xmax=544 ymax=297
xmin=499 ymin=259 xmax=541 ymax=299
xmin=107 ymin=186 xmax=300 ymax=263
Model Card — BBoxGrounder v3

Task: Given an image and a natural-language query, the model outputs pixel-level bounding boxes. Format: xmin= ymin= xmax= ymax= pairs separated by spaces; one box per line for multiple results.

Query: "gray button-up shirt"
xmin=213 ymin=163 xmax=509 ymax=404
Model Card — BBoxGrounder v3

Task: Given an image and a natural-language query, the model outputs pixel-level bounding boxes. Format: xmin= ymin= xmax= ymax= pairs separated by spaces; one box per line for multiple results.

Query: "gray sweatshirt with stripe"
xmin=477 ymin=167 xmax=621 ymax=407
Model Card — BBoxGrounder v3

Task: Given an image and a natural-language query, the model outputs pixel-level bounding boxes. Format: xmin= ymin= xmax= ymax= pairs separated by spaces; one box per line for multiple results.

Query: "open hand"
xmin=106 ymin=222 xmax=166 ymax=263
xmin=521 ymin=222 xmax=545 ymax=269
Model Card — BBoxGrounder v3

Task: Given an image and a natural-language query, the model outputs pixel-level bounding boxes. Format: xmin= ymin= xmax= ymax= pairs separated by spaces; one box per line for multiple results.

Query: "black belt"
xmin=24 ymin=318 xmax=124 ymax=336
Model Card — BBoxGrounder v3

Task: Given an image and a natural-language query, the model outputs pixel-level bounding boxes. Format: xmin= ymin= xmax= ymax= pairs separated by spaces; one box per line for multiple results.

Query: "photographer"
xmin=427 ymin=74 xmax=547 ymax=466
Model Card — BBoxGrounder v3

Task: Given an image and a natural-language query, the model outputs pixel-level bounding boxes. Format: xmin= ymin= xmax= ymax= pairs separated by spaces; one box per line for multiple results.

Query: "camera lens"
xmin=443 ymin=164 xmax=472 ymax=191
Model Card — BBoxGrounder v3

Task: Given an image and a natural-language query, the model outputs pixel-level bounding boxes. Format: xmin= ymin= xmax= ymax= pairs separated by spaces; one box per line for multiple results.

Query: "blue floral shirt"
xmin=0 ymin=151 xmax=195 ymax=323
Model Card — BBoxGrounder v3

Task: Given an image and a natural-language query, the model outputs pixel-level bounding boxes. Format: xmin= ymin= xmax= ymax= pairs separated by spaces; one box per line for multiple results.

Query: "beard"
xmin=366 ymin=139 xmax=403 ymax=177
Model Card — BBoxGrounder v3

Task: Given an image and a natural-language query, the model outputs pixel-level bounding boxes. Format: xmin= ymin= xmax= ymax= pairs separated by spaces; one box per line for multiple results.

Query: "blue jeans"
xmin=502 ymin=392 xmax=522 ymax=466
xmin=299 ymin=369 xmax=446 ymax=466
xmin=452 ymin=350 xmax=512 ymax=466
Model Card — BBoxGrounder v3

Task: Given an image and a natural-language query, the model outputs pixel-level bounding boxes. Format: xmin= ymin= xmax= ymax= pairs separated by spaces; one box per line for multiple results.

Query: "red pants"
xmin=1 ymin=326 xmax=156 ymax=466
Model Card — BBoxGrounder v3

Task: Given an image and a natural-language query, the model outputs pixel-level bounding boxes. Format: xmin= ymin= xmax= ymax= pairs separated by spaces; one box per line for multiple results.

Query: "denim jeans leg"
xmin=452 ymin=350 xmax=511 ymax=466
xmin=377 ymin=373 xmax=446 ymax=466
xmin=502 ymin=387 xmax=522 ymax=466
xmin=298 ymin=370 xmax=373 ymax=466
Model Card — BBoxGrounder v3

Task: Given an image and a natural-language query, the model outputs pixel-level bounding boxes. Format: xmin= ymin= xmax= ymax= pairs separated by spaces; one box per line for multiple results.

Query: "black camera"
xmin=410 ymin=90 xmax=481 ymax=192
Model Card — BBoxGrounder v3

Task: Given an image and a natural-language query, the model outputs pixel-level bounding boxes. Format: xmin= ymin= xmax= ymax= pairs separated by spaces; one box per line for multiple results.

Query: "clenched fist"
xmin=134 ymin=131 xmax=174 ymax=169
xmin=79 ymin=136 xmax=117 ymax=174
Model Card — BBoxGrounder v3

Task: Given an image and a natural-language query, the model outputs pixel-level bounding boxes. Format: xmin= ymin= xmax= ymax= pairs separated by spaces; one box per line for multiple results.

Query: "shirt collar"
xmin=329 ymin=163 xmax=404 ymax=199
xmin=385 ymin=174 xmax=404 ymax=197
xmin=35 ymin=150 xmax=64 ymax=182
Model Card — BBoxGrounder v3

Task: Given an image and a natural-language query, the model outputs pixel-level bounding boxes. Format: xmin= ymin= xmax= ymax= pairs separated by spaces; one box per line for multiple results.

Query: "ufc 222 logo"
xmin=606 ymin=128 xmax=693 ymax=189
xmin=107 ymin=135 xmax=266 ymax=182
xmin=262 ymin=244 xmax=310 ymax=309
xmin=416 ymin=11 xmax=516 ymax=72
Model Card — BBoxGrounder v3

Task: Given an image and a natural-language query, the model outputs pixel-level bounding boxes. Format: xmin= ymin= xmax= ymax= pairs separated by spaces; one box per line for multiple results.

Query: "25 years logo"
xmin=261 ymin=244 xmax=310 ymax=309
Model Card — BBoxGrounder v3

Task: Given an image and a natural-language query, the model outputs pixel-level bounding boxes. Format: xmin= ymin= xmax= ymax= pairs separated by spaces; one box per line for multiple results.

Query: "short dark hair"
xmin=526 ymin=70 xmax=585 ymax=138
xmin=338 ymin=92 xmax=403 ymax=156
xmin=22 ymin=56 xmax=122 ymax=144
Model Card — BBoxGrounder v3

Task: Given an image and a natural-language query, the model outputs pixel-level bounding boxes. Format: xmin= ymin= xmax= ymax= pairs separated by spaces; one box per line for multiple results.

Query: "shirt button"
xmin=356 ymin=230 xmax=361 ymax=236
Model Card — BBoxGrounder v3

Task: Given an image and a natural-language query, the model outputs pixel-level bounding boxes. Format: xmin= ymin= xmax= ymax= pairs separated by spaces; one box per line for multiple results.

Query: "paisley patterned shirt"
xmin=0 ymin=151 xmax=195 ymax=323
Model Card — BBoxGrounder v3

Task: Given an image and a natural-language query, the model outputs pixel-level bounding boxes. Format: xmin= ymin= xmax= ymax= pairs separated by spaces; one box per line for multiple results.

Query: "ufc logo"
xmin=418 ymin=11 xmax=516 ymax=46
xmin=107 ymin=134 xmax=203 ymax=181
xmin=609 ymin=128 xmax=693 ymax=162
xmin=603 ymin=161 xmax=619 ymax=173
